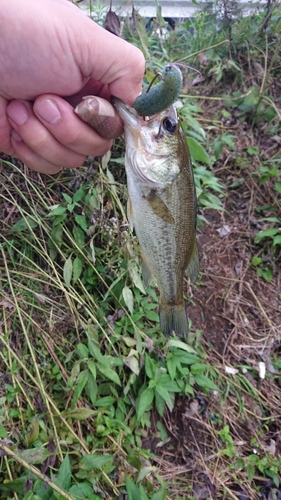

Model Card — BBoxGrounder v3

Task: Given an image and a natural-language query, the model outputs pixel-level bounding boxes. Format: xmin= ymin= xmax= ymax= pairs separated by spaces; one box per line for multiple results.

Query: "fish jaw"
xmin=111 ymin=97 xmax=140 ymax=131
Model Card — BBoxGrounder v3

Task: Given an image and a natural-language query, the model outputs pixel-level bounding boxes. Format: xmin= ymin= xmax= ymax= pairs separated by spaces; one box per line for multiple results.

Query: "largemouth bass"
xmin=112 ymin=98 xmax=199 ymax=337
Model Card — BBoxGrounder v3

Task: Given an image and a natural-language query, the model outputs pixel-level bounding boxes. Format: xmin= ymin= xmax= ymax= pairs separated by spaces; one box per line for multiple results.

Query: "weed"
xmin=1 ymin=2 xmax=281 ymax=499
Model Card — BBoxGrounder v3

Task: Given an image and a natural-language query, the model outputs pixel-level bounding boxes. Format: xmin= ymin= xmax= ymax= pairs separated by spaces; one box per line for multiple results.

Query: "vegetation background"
xmin=0 ymin=0 xmax=280 ymax=499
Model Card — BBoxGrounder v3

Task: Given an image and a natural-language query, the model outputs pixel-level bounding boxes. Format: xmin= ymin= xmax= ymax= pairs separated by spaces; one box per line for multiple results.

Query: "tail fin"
xmin=159 ymin=304 xmax=189 ymax=338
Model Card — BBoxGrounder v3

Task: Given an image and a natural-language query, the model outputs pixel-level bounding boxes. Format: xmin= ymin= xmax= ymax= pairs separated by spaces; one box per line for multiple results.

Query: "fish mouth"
xmin=111 ymin=96 xmax=141 ymax=128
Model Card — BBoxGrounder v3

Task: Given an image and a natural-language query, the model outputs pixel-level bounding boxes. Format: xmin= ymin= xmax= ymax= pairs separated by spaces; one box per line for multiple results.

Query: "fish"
xmin=112 ymin=97 xmax=199 ymax=337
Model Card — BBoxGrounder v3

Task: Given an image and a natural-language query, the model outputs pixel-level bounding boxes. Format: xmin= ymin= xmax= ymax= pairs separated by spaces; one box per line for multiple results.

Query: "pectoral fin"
xmin=185 ymin=240 xmax=200 ymax=283
xmin=143 ymin=190 xmax=174 ymax=224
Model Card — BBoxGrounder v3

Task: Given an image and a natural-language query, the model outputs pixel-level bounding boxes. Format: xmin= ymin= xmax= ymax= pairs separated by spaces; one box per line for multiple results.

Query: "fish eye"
xmin=162 ymin=116 xmax=177 ymax=134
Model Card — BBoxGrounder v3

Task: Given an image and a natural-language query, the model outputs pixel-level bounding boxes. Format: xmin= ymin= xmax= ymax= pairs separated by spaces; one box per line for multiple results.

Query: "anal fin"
xmin=185 ymin=240 xmax=200 ymax=283
xmin=141 ymin=252 xmax=153 ymax=287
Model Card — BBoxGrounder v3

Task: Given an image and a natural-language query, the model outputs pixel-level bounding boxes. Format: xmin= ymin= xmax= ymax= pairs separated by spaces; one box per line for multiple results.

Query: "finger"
xmin=7 ymin=99 xmax=88 ymax=169
xmin=74 ymin=96 xmax=123 ymax=139
xmin=80 ymin=21 xmax=145 ymax=104
xmin=0 ymin=95 xmax=16 ymax=155
xmin=33 ymin=95 xmax=113 ymax=155
xmin=10 ymin=132 xmax=63 ymax=174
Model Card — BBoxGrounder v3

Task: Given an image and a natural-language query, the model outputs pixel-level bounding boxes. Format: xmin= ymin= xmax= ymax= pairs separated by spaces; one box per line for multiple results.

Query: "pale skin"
xmin=0 ymin=0 xmax=145 ymax=174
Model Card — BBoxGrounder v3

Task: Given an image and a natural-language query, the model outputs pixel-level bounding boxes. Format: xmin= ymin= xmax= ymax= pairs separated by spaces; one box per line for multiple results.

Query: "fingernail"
xmin=7 ymin=102 xmax=28 ymax=126
xmin=36 ymin=99 xmax=61 ymax=124
xmin=11 ymin=129 xmax=22 ymax=142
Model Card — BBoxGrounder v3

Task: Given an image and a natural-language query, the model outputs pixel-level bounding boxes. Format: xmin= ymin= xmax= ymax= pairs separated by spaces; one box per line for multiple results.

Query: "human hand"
xmin=0 ymin=0 xmax=145 ymax=173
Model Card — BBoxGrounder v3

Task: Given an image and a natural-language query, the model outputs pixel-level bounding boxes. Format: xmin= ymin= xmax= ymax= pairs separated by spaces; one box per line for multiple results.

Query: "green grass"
xmin=1 ymin=2 xmax=281 ymax=499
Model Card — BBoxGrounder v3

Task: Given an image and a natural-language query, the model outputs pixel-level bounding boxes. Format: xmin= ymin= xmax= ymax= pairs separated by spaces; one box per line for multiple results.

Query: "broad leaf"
xmin=79 ymin=454 xmax=113 ymax=471
xmin=63 ymin=255 xmax=73 ymax=287
xmin=187 ymin=137 xmax=211 ymax=165
xmin=136 ymin=387 xmax=154 ymax=421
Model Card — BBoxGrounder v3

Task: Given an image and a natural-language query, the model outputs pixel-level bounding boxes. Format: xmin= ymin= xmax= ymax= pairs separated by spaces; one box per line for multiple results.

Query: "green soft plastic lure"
xmin=132 ymin=64 xmax=183 ymax=117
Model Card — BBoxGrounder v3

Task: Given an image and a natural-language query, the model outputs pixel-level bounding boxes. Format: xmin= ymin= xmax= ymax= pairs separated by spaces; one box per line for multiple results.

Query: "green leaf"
xmin=128 ymin=259 xmax=145 ymax=294
xmin=146 ymin=310 xmax=159 ymax=322
xmin=55 ymin=454 xmax=71 ymax=492
xmin=214 ymin=139 xmax=223 ymax=160
xmin=75 ymin=215 xmax=88 ymax=233
xmin=122 ymin=286 xmax=134 ymax=314
xmin=73 ymin=225 xmax=85 ymax=247
xmin=97 ymin=362 xmax=121 ymax=386
xmin=50 ymin=225 xmax=63 ymax=246
xmin=251 ymin=256 xmax=262 ymax=266
xmin=136 ymin=387 xmax=154 ymax=421
xmin=61 ymin=408 xmax=95 ymax=420
xmin=275 ymin=181 xmax=281 ymax=193
xmin=73 ymin=187 xmax=85 ymax=203
xmin=88 ymin=359 xmax=97 ymax=378
xmin=62 ymin=193 xmax=72 ymax=204
xmin=47 ymin=206 xmax=67 ymax=217
xmin=155 ymin=391 xmax=165 ymax=416
xmin=76 ymin=343 xmax=88 ymax=359
xmin=145 ymin=355 xmax=156 ymax=379
xmin=53 ymin=214 xmax=67 ymax=226
xmin=68 ymin=483 xmax=95 ymax=498
xmin=166 ymin=339 xmax=197 ymax=354
xmin=72 ymin=256 xmax=83 ymax=284
xmin=87 ymin=338 xmax=103 ymax=360
xmin=10 ymin=216 xmax=38 ymax=233
xmin=73 ymin=370 xmax=89 ymax=403
xmin=94 ymin=396 xmax=116 ymax=407
xmin=194 ymin=374 xmax=219 ymax=391
xmin=187 ymin=137 xmax=211 ymax=165
xmin=273 ymin=235 xmax=281 ymax=246
xmin=125 ymin=476 xmax=141 ymax=500
xmin=255 ymin=227 xmax=278 ymax=242
xmin=239 ymin=86 xmax=259 ymax=112
xmin=126 ymin=455 xmax=142 ymax=471
xmin=0 ymin=424 xmax=8 ymax=438
xmin=257 ymin=267 xmax=272 ymax=282
xmin=151 ymin=486 xmax=167 ymax=500
xmin=26 ymin=418 xmax=39 ymax=446
xmin=0 ymin=476 xmax=28 ymax=494
xmin=157 ymin=421 xmax=168 ymax=441
xmin=137 ymin=466 xmax=157 ymax=483
xmin=67 ymin=203 xmax=75 ymax=213
xmin=79 ymin=454 xmax=113 ymax=471
xmin=155 ymin=384 xmax=173 ymax=407
xmin=246 ymin=464 xmax=255 ymax=482
xmin=19 ymin=447 xmax=51 ymax=465
xmin=223 ymin=92 xmax=243 ymax=108
xmin=63 ymin=255 xmax=73 ymax=287
xmin=85 ymin=373 xmax=98 ymax=406
xmin=123 ymin=355 xmax=140 ymax=375
xmin=167 ymin=355 xmax=177 ymax=380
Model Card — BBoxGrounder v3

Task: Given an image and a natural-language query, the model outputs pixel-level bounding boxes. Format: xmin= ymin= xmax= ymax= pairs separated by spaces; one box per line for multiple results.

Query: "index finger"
xmin=80 ymin=21 xmax=145 ymax=104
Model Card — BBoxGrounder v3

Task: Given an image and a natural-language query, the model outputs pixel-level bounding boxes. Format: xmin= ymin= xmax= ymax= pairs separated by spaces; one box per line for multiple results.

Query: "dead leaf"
xmin=0 ymin=298 xmax=15 ymax=310
xmin=218 ymin=224 xmax=231 ymax=237
xmin=235 ymin=259 xmax=243 ymax=277
xmin=104 ymin=9 xmax=121 ymax=37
